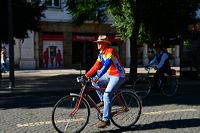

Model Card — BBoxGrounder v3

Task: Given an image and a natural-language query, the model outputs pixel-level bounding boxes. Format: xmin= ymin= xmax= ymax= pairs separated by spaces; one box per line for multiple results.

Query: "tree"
xmin=65 ymin=0 xmax=199 ymax=82
xmin=141 ymin=0 xmax=199 ymax=45
xmin=0 ymin=0 xmax=46 ymax=85
xmin=66 ymin=0 xmax=140 ymax=81
xmin=0 ymin=0 xmax=46 ymax=43
xmin=66 ymin=0 xmax=108 ymax=25
xmin=109 ymin=0 xmax=199 ymax=81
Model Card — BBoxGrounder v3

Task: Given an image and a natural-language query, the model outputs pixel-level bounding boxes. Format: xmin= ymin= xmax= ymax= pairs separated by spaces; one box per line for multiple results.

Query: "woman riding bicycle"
xmin=145 ymin=44 xmax=172 ymax=90
xmin=84 ymin=35 xmax=126 ymax=128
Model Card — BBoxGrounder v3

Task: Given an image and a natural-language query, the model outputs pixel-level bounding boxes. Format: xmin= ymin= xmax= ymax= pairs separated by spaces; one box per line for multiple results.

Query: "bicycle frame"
xmin=110 ymin=93 xmax=129 ymax=117
xmin=69 ymin=80 xmax=105 ymax=116
xmin=52 ymin=76 xmax=142 ymax=132
xmin=142 ymin=67 xmax=165 ymax=88
xmin=144 ymin=68 xmax=153 ymax=78
xmin=69 ymin=79 xmax=127 ymax=117
xmin=135 ymin=67 xmax=178 ymax=96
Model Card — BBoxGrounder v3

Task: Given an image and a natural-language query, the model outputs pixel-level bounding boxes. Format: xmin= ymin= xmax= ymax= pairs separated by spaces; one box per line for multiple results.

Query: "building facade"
xmin=13 ymin=0 xmax=127 ymax=69
xmin=10 ymin=0 xmax=183 ymax=70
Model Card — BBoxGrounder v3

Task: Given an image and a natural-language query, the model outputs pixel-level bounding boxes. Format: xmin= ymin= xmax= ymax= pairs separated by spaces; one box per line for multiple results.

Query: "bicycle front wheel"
xmin=111 ymin=90 xmax=142 ymax=128
xmin=161 ymin=76 xmax=178 ymax=97
xmin=133 ymin=76 xmax=151 ymax=98
xmin=52 ymin=95 xmax=90 ymax=133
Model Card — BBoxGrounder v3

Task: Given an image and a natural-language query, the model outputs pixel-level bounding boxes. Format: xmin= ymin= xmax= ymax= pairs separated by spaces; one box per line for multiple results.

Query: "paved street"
xmin=0 ymin=69 xmax=200 ymax=133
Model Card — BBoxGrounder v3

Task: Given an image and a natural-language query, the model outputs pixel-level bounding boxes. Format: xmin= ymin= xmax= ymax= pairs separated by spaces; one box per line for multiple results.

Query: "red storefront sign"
xmin=72 ymin=35 xmax=120 ymax=42
xmin=42 ymin=34 xmax=64 ymax=41
xmin=42 ymin=34 xmax=121 ymax=42
xmin=72 ymin=35 xmax=97 ymax=42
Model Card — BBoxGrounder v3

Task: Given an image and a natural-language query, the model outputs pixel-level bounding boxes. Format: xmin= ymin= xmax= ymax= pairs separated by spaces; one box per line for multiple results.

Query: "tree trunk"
xmin=0 ymin=43 xmax=2 ymax=79
xmin=8 ymin=0 xmax=15 ymax=88
xmin=129 ymin=0 xmax=141 ymax=83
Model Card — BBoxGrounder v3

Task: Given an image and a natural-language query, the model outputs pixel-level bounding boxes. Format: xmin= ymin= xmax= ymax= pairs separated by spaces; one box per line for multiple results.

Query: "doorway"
xmin=43 ymin=41 xmax=63 ymax=69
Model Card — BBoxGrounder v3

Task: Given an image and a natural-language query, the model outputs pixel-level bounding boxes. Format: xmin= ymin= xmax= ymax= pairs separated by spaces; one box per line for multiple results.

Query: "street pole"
xmin=0 ymin=43 xmax=2 ymax=80
xmin=8 ymin=0 xmax=15 ymax=88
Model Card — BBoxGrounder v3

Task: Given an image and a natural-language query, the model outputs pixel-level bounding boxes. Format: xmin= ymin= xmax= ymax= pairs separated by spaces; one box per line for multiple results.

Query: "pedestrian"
xmin=1 ymin=47 xmax=7 ymax=72
xmin=56 ymin=49 xmax=62 ymax=68
xmin=83 ymin=35 xmax=126 ymax=128
xmin=43 ymin=48 xmax=49 ymax=68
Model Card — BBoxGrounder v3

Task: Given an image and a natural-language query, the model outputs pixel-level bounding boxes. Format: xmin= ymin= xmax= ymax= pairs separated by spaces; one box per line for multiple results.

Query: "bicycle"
xmin=133 ymin=67 xmax=179 ymax=98
xmin=52 ymin=76 xmax=142 ymax=133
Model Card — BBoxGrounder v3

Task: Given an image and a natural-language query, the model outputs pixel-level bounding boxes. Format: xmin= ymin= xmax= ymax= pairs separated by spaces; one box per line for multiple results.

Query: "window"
xmin=46 ymin=0 xmax=61 ymax=8
xmin=27 ymin=0 xmax=46 ymax=7
xmin=27 ymin=0 xmax=42 ymax=3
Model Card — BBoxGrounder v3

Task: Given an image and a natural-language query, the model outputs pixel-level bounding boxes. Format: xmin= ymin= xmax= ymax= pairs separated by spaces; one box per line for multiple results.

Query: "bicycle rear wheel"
xmin=133 ymin=76 xmax=151 ymax=98
xmin=52 ymin=95 xmax=90 ymax=133
xmin=111 ymin=90 xmax=142 ymax=128
xmin=161 ymin=76 xmax=178 ymax=96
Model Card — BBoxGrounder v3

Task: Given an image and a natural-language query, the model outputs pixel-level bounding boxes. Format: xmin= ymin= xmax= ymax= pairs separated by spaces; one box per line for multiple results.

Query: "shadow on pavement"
xmin=0 ymin=74 xmax=101 ymax=109
xmin=0 ymin=73 xmax=200 ymax=109
xmin=0 ymin=74 xmax=81 ymax=92
xmin=99 ymin=118 xmax=200 ymax=133
xmin=142 ymin=92 xmax=200 ymax=106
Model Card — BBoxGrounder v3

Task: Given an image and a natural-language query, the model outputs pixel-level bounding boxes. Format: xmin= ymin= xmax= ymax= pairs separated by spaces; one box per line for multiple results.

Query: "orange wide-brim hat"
xmin=93 ymin=35 xmax=112 ymax=45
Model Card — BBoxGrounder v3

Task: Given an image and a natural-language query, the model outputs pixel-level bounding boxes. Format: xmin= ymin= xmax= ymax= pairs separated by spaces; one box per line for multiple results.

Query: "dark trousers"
xmin=1 ymin=63 xmax=8 ymax=72
xmin=153 ymin=67 xmax=172 ymax=89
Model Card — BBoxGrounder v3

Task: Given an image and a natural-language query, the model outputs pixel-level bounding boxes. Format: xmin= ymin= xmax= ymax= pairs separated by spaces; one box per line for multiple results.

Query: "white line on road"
xmin=143 ymin=108 xmax=198 ymax=115
xmin=16 ymin=108 xmax=197 ymax=128
xmin=17 ymin=121 xmax=51 ymax=127
xmin=16 ymin=118 xmax=85 ymax=128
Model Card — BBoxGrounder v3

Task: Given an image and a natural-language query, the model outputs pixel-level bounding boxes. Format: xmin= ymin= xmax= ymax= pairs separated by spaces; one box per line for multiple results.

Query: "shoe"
xmin=97 ymin=101 xmax=104 ymax=108
xmin=97 ymin=120 xmax=110 ymax=128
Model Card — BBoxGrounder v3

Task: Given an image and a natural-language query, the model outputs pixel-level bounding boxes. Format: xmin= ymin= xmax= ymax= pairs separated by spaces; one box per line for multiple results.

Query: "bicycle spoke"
xmin=111 ymin=90 xmax=142 ymax=128
xmin=162 ymin=76 xmax=178 ymax=96
xmin=133 ymin=76 xmax=151 ymax=98
xmin=52 ymin=95 xmax=90 ymax=133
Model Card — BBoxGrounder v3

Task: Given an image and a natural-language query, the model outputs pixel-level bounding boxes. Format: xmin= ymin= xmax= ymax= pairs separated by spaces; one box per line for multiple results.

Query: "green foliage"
xmin=0 ymin=0 xmax=46 ymax=43
xmin=137 ymin=23 xmax=151 ymax=45
xmin=66 ymin=0 xmax=135 ymax=39
xmin=65 ymin=0 xmax=199 ymax=45
xmin=183 ymin=40 xmax=190 ymax=48
xmin=108 ymin=0 xmax=134 ymax=40
xmin=141 ymin=0 xmax=200 ymax=45
xmin=66 ymin=0 xmax=108 ymax=25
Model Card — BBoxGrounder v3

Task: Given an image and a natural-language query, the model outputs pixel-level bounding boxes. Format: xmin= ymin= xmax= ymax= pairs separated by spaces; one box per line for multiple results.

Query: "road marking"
xmin=16 ymin=118 xmax=85 ymax=128
xmin=16 ymin=108 xmax=197 ymax=128
xmin=143 ymin=108 xmax=198 ymax=115
xmin=17 ymin=121 xmax=51 ymax=127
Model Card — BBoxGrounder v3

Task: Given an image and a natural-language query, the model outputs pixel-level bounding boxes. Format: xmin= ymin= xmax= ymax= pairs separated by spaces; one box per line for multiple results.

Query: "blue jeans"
xmin=92 ymin=73 xmax=125 ymax=121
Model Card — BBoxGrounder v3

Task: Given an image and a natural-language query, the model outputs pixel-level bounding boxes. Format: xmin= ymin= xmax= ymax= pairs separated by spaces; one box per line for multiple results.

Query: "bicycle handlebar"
xmin=144 ymin=67 xmax=152 ymax=71
xmin=76 ymin=76 xmax=91 ymax=86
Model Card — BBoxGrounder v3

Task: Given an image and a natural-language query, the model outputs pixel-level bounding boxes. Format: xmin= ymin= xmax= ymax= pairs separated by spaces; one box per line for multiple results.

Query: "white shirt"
xmin=1 ymin=52 xmax=5 ymax=64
